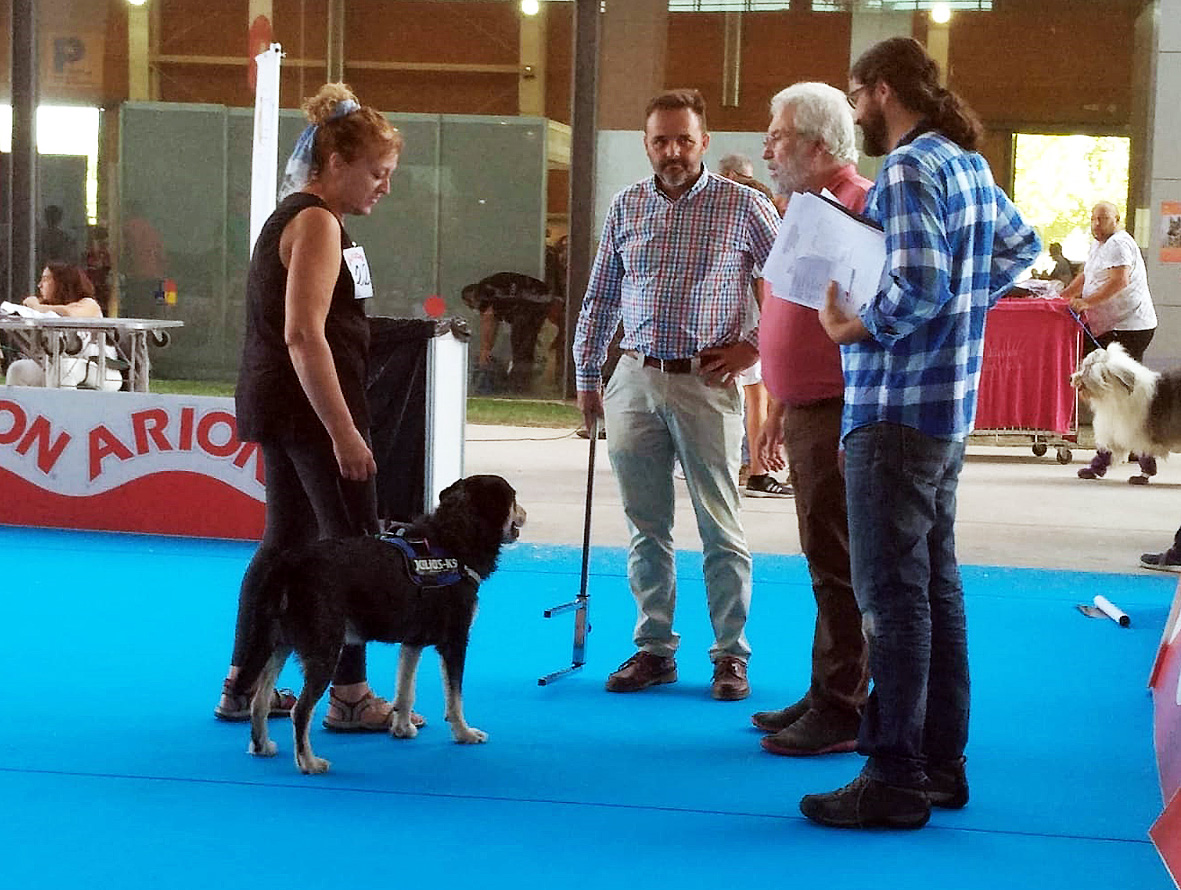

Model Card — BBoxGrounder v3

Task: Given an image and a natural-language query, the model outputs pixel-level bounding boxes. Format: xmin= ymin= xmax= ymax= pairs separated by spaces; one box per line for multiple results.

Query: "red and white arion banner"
xmin=0 ymin=388 xmax=264 ymax=540
xmin=1150 ymin=580 xmax=1181 ymax=888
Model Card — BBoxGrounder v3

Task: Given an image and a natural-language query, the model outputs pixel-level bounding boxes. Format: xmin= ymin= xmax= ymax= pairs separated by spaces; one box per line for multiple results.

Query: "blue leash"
xmin=1062 ymin=304 xmax=1104 ymax=351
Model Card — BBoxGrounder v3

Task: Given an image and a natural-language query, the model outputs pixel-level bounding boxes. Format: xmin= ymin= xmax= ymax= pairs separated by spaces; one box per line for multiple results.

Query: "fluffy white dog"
xmin=1070 ymin=342 xmax=1181 ymax=458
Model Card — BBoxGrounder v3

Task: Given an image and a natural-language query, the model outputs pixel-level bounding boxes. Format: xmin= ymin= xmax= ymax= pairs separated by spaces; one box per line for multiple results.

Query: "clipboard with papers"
xmin=761 ymin=190 xmax=886 ymax=315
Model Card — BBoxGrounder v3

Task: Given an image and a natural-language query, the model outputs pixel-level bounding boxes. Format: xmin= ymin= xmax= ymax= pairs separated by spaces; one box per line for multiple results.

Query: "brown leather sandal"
xmin=214 ymin=678 xmax=297 ymax=722
xmin=322 ymin=690 xmax=426 ymax=732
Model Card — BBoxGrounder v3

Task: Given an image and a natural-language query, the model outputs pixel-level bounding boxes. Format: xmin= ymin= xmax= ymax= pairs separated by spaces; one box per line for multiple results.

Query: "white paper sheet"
xmin=761 ymin=191 xmax=887 ymax=315
xmin=1 ymin=301 xmax=50 ymax=318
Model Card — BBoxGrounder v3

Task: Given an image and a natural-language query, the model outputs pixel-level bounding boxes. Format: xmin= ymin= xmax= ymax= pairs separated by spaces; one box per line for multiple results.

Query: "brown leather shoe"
xmin=711 ymin=656 xmax=750 ymax=701
xmin=605 ymin=651 xmax=677 ymax=692
xmin=751 ymin=696 xmax=809 ymax=732
xmin=761 ymin=708 xmax=859 ymax=756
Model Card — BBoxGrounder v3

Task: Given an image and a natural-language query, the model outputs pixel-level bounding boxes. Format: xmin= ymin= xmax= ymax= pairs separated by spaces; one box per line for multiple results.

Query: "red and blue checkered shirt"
xmin=842 ymin=130 xmax=1042 ymax=441
xmin=573 ymin=167 xmax=780 ymax=391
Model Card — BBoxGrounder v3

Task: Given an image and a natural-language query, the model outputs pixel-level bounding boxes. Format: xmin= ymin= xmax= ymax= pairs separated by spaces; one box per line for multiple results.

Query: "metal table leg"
xmin=95 ymin=331 xmax=109 ymax=388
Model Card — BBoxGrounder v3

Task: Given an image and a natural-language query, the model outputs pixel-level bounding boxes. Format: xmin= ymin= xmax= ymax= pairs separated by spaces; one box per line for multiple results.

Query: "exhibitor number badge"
xmin=342 ymin=245 xmax=374 ymax=299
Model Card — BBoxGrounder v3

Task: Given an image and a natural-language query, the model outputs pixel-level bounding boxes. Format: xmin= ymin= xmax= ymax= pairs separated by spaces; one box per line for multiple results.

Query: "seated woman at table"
xmin=5 ymin=263 xmax=122 ymax=391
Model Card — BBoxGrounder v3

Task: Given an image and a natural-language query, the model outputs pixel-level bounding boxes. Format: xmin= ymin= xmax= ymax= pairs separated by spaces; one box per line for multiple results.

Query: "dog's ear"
xmin=1108 ymin=364 xmax=1139 ymax=394
xmin=439 ymin=477 xmax=467 ymax=503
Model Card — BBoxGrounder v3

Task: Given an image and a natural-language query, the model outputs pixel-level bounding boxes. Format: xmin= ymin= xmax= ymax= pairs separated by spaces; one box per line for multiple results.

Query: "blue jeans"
xmin=844 ymin=422 xmax=970 ymax=787
xmin=603 ymin=352 xmax=751 ymax=662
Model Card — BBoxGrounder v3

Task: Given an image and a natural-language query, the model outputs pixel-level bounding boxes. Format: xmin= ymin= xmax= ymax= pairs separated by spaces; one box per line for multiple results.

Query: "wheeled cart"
xmin=972 ymin=296 xmax=1081 ymax=462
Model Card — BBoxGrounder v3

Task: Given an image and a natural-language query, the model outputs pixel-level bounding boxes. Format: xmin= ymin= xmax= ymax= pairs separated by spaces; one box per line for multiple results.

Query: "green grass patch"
xmin=151 ymin=380 xmax=581 ymax=429
xmin=467 ymin=397 xmax=580 ymax=428
xmin=152 ymin=378 xmax=237 ymax=397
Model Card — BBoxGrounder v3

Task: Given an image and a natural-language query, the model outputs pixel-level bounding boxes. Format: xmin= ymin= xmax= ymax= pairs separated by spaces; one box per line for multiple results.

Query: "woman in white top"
xmin=5 ymin=262 xmax=122 ymax=390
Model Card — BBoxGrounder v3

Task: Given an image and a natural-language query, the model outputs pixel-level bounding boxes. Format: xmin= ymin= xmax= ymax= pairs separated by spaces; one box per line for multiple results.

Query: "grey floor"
xmin=464 ymin=423 xmax=1181 ymax=575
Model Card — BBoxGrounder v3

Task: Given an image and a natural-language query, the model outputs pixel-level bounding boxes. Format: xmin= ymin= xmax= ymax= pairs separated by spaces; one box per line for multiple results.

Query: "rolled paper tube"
xmin=1093 ymin=594 xmax=1131 ymax=627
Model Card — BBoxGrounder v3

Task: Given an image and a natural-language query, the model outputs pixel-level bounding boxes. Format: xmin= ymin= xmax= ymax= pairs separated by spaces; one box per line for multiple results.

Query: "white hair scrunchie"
xmin=277 ymin=98 xmax=361 ymax=201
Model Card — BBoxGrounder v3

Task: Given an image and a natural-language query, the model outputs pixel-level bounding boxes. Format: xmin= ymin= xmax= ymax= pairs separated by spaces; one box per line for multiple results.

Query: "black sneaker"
xmin=1141 ymin=549 xmax=1181 ymax=573
xmin=924 ymin=756 xmax=969 ymax=809
xmin=799 ymin=774 xmax=930 ymax=829
xmin=744 ymin=474 xmax=793 ymax=498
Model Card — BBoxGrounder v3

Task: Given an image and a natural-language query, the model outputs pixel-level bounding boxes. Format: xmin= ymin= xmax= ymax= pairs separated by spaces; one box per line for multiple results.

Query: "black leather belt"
xmin=628 ymin=350 xmax=693 ymax=374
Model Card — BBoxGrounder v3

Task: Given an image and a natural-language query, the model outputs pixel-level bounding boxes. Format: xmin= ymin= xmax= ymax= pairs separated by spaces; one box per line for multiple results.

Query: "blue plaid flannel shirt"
xmin=842 ymin=130 xmax=1042 ymax=441
xmin=573 ymin=167 xmax=780 ymax=391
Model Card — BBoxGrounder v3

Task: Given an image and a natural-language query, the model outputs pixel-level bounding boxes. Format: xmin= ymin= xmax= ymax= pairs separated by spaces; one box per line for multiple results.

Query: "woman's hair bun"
xmin=302 ymin=83 xmax=359 ymax=125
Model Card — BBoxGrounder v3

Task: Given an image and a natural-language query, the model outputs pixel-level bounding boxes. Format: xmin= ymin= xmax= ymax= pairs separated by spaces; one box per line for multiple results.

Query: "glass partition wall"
xmin=117 ymin=103 xmax=550 ymax=381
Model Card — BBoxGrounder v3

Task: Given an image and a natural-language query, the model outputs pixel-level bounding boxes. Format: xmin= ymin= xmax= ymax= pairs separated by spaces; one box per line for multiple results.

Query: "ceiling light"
xmin=521 ymin=0 xmax=540 ymax=15
xmin=930 ymin=3 xmax=951 ymax=24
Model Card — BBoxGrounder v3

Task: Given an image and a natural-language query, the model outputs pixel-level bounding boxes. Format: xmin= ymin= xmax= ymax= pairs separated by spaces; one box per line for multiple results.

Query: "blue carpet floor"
xmin=0 ymin=526 xmax=1174 ymax=889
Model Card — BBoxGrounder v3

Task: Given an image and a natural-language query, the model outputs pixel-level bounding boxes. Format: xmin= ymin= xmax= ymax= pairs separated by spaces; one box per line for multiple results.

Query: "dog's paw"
xmin=391 ymin=720 xmax=418 ymax=740
xmin=248 ymin=739 xmax=278 ymax=757
xmin=296 ymin=753 xmax=331 ymax=775
xmin=452 ymin=726 xmax=488 ymax=744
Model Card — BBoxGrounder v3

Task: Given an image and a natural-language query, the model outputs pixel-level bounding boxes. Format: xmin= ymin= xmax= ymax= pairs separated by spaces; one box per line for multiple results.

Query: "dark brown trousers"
xmin=783 ymin=397 xmax=868 ymax=719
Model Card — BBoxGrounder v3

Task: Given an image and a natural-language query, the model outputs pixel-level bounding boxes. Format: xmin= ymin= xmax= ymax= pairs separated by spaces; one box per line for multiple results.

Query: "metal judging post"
xmin=538 ymin=417 xmax=598 ymax=685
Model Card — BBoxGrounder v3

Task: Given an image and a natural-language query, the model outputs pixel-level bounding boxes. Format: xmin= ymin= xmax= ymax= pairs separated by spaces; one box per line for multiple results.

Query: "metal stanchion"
xmin=538 ymin=416 xmax=598 ymax=685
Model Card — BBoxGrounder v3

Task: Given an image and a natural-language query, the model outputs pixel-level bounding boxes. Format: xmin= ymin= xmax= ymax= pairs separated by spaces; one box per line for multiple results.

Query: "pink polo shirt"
xmin=759 ymin=164 xmax=873 ymax=406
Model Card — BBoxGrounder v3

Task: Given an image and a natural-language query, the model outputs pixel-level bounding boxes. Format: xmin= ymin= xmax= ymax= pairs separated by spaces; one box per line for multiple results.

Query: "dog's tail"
xmin=228 ymin=550 xmax=297 ymax=698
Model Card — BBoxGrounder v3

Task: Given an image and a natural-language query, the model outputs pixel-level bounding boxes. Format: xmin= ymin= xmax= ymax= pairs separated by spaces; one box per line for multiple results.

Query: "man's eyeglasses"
xmin=846 ymin=85 xmax=868 ymax=109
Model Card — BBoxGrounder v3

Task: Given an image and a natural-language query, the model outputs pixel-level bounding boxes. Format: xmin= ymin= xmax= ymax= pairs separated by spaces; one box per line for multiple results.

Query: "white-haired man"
xmin=717 ymin=152 xmax=754 ymax=179
xmin=750 ymin=82 xmax=873 ymax=757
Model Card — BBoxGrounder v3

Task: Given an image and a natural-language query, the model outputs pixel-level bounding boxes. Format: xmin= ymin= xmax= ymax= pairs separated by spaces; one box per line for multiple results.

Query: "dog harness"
xmin=376 ymin=526 xmax=482 ymax=588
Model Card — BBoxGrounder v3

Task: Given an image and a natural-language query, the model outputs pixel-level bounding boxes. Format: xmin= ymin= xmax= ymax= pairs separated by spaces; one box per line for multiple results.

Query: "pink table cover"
xmin=974 ymin=297 xmax=1080 ymax=435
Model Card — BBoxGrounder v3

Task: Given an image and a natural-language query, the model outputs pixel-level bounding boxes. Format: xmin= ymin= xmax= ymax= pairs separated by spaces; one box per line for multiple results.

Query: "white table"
xmin=0 ymin=316 xmax=184 ymax=392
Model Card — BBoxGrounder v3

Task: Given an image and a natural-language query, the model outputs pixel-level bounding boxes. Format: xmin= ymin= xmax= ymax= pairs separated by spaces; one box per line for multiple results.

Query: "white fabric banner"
xmin=0 ymin=389 xmax=265 ymax=540
xmin=249 ymin=43 xmax=283 ymax=257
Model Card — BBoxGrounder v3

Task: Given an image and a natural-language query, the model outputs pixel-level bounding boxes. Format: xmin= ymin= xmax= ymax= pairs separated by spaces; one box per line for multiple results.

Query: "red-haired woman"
xmin=214 ymin=83 xmax=421 ymax=732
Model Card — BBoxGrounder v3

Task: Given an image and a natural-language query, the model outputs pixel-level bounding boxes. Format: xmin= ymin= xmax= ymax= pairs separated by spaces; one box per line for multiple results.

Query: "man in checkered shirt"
xmin=802 ymin=38 xmax=1041 ymax=829
xmin=572 ymin=88 xmax=780 ymax=704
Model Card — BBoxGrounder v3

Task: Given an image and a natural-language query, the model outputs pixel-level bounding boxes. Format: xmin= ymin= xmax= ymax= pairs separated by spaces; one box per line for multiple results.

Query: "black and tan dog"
xmin=231 ymin=474 xmax=525 ymax=774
